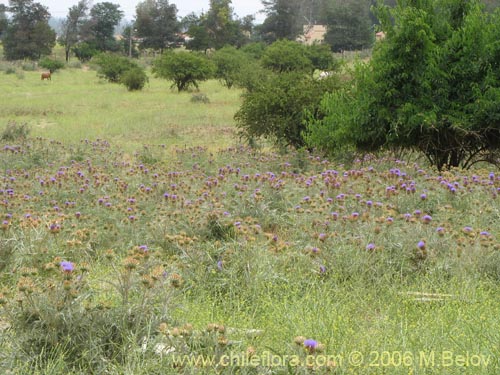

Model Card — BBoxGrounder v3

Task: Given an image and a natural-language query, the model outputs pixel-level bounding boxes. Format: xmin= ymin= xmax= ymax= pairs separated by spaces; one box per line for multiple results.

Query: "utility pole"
xmin=128 ymin=27 xmax=133 ymax=58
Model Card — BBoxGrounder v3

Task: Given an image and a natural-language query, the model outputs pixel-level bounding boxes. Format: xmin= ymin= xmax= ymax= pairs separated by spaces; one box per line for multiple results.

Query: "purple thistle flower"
xmin=417 ymin=241 xmax=426 ymax=250
xmin=217 ymin=260 xmax=223 ymax=271
xmin=303 ymin=339 xmax=318 ymax=350
xmin=60 ymin=261 xmax=74 ymax=273
xmin=319 ymin=265 xmax=326 ymax=273
xmin=422 ymin=215 xmax=432 ymax=223
xmin=366 ymin=243 xmax=376 ymax=251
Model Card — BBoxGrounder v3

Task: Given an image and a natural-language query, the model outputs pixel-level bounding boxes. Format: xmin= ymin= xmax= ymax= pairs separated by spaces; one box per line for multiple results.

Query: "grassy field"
xmin=0 ymin=66 xmax=241 ymax=152
xmin=0 ymin=64 xmax=500 ymax=374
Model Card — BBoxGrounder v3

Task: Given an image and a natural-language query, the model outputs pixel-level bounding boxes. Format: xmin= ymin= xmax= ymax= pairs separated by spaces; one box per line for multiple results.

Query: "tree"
xmin=261 ymin=40 xmax=312 ymax=73
xmin=306 ymin=43 xmax=338 ymax=75
xmin=87 ymin=2 xmax=123 ymax=51
xmin=134 ymin=0 xmax=179 ymax=51
xmin=323 ymin=0 xmax=374 ymax=52
xmin=0 ymin=4 xmax=8 ymax=39
xmin=61 ymin=0 xmax=89 ymax=62
xmin=2 ymin=0 xmax=56 ymax=60
xmin=235 ymin=70 xmax=340 ymax=148
xmin=94 ymin=52 xmax=148 ymax=91
xmin=182 ymin=13 xmax=211 ymax=51
xmin=258 ymin=0 xmax=302 ymax=42
xmin=184 ymin=0 xmax=248 ymax=50
xmin=152 ymin=51 xmax=214 ymax=92
xmin=94 ymin=52 xmax=137 ymax=83
xmin=305 ymin=0 xmax=500 ymax=171
xmin=72 ymin=42 xmax=98 ymax=62
xmin=211 ymin=45 xmax=248 ymax=88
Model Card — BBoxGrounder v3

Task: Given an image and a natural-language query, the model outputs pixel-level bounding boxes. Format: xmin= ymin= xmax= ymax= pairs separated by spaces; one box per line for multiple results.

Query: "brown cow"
xmin=41 ymin=72 xmax=51 ymax=81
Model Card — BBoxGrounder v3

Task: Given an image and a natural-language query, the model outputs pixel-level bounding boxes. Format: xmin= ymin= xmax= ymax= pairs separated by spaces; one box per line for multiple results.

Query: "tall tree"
xmin=61 ymin=0 xmax=89 ymax=62
xmin=87 ymin=2 xmax=123 ymax=51
xmin=134 ymin=0 xmax=179 ymax=51
xmin=3 ymin=0 xmax=56 ymax=60
xmin=185 ymin=0 xmax=247 ymax=50
xmin=306 ymin=0 xmax=500 ymax=171
xmin=0 ymin=4 xmax=8 ymax=39
xmin=258 ymin=0 xmax=302 ymax=43
xmin=323 ymin=0 xmax=374 ymax=52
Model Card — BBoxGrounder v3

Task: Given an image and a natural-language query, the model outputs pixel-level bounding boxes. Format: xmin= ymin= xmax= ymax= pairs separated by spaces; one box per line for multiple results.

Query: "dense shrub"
xmin=1 ymin=121 xmax=30 ymax=141
xmin=94 ymin=53 xmax=137 ymax=83
xmin=38 ymin=57 xmax=65 ymax=72
xmin=306 ymin=0 xmax=500 ymax=170
xmin=72 ymin=42 xmax=98 ymax=63
xmin=240 ymin=42 xmax=267 ymax=60
xmin=152 ymin=51 xmax=214 ymax=92
xmin=120 ymin=66 xmax=148 ymax=91
xmin=235 ymin=71 xmax=341 ymax=148
xmin=210 ymin=46 xmax=247 ymax=89
xmin=261 ymin=40 xmax=312 ymax=74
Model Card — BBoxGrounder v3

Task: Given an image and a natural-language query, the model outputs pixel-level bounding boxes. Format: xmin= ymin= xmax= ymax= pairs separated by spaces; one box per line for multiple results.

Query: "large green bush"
xmin=235 ymin=71 xmax=341 ymax=148
xmin=94 ymin=53 xmax=137 ymax=83
xmin=306 ymin=0 xmax=500 ymax=170
xmin=152 ymin=51 xmax=214 ymax=92
xmin=38 ymin=57 xmax=65 ymax=72
xmin=72 ymin=42 xmax=98 ymax=63
xmin=260 ymin=39 xmax=312 ymax=74
xmin=120 ymin=66 xmax=148 ymax=91
xmin=210 ymin=46 xmax=247 ymax=89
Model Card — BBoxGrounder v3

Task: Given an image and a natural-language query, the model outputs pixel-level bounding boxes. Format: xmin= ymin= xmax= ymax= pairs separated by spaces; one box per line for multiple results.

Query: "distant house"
xmin=297 ymin=25 xmax=327 ymax=45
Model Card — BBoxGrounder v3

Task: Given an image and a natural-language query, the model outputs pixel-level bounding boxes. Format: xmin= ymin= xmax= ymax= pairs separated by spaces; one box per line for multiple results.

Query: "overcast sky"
xmin=0 ymin=0 xmax=265 ymax=22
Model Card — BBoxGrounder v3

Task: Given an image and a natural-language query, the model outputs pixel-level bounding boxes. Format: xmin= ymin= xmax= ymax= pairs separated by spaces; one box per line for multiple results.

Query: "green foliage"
xmin=306 ymin=43 xmax=339 ymax=73
xmin=258 ymin=0 xmax=302 ymax=42
xmin=210 ymin=45 xmax=247 ymax=89
xmin=134 ymin=0 xmax=179 ymax=51
xmin=235 ymin=70 xmax=341 ymax=148
xmin=183 ymin=0 xmax=249 ymax=51
xmin=94 ymin=53 xmax=137 ymax=83
xmin=152 ymin=50 xmax=214 ymax=92
xmin=306 ymin=0 xmax=500 ymax=170
xmin=38 ymin=57 xmax=65 ymax=72
xmin=4 ymin=66 xmax=16 ymax=75
xmin=2 ymin=0 xmax=56 ymax=60
xmin=240 ymin=41 xmax=267 ymax=59
xmin=0 ymin=4 xmax=8 ymax=38
xmin=72 ymin=41 xmax=98 ymax=62
xmin=1 ymin=121 xmax=30 ymax=141
xmin=88 ymin=2 xmax=124 ymax=52
xmin=261 ymin=39 xmax=312 ymax=73
xmin=323 ymin=0 xmax=374 ymax=52
xmin=120 ymin=66 xmax=148 ymax=91
xmin=60 ymin=0 xmax=89 ymax=62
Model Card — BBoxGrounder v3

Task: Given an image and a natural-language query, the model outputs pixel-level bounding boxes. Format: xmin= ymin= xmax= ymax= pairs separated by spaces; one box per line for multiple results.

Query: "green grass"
xmin=0 ymin=67 xmax=241 ymax=152
xmin=0 ymin=65 xmax=499 ymax=374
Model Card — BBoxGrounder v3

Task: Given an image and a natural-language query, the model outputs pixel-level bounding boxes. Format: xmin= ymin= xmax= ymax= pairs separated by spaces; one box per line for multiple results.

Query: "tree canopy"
xmin=61 ymin=0 xmax=90 ymax=62
xmin=152 ymin=51 xmax=214 ymax=92
xmin=134 ymin=0 xmax=180 ymax=51
xmin=306 ymin=0 xmax=500 ymax=170
xmin=183 ymin=0 xmax=250 ymax=51
xmin=87 ymin=2 xmax=123 ymax=51
xmin=2 ymin=0 xmax=56 ymax=60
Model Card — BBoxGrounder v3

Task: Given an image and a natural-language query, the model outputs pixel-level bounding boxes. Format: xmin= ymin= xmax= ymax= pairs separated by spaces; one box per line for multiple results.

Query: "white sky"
xmin=0 ymin=0 xmax=265 ymax=22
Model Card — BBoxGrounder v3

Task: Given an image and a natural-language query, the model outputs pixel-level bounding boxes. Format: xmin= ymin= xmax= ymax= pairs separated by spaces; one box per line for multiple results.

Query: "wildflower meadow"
xmin=0 ymin=68 xmax=499 ymax=374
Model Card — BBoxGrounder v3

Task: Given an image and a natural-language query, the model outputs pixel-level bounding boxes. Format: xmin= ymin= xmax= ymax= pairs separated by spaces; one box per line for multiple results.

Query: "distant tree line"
xmin=2 ymin=0 xmax=500 ymax=60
